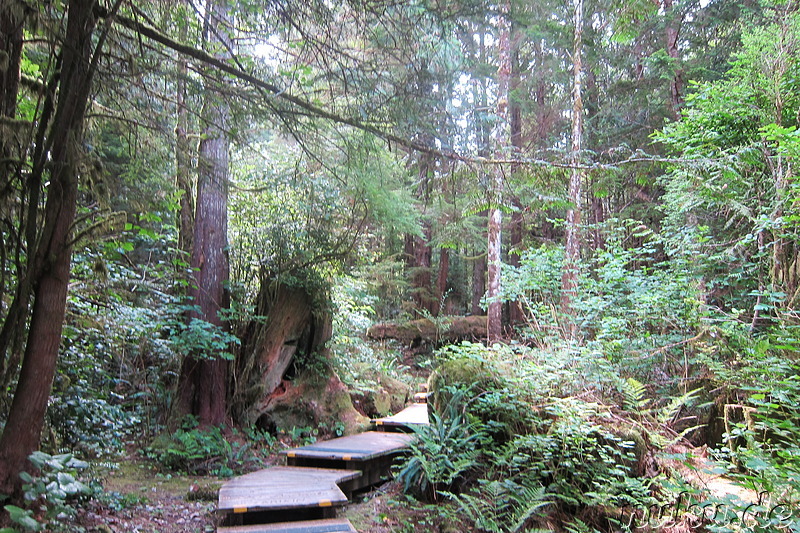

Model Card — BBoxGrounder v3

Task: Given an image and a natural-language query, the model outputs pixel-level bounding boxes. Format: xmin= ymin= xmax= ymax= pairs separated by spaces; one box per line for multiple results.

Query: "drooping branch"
xmin=97 ymin=5 xmax=707 ymax=175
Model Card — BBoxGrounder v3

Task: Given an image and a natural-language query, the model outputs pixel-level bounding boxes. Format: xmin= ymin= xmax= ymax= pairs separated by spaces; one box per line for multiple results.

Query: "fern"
xmin=657 ymin=387 xmax=702 ymax=426
xmin=510 ymin=483 xmax=551 ymax=533
xmin=621 ymin=377 xmax=649 ymax=413
xmin=396 ymin=388 xmax=485 ymax=501
xmin=447 ymin=479 xmax=551 ymax=533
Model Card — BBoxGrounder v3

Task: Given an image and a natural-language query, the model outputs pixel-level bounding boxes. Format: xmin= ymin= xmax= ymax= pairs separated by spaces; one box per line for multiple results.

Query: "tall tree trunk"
xmin=488 ymin=0 xmax=511 ymax=343
xmin=0 ymin=0 xmax=97 ymax=494
xmin=0 ymin=0 xmax=22 ymax=120
xmin=508 ymin=38 xmax=524 ymax=326
xmin=663 ymin=0 xmax=683 ymax=119
xmin=404 ymin=160 xmax=435 ymax=317
xmin=471 ymin=253 xmax=486 ymax=316
xmin=471 ymin=27 xmax=489 ymax=318
xmin=561 ymin=0 xmax=583 ymax=338
xmin=174 ymin=0 xmax=233 ymax=427
xmin=175 ymin=0 xmax=194 ymax=257
xmin=0 ymin=0 xmax=24 ymax=381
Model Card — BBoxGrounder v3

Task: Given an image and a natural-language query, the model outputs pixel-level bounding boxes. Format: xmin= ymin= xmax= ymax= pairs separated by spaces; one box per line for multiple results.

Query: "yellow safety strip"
xmin=319 ymin=500 xmax=333 ymax=507
xmin=233 ymin=507 xmax=248 ymax=514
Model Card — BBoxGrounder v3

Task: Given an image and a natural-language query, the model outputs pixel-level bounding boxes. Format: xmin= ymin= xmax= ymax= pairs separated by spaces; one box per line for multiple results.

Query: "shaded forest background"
xmin=1 ymin=0 xmax=800 ymax=531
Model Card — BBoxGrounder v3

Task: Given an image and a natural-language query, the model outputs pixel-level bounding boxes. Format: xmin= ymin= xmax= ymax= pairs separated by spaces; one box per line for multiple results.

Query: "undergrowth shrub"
xmin=145 ymin=420 xmax=259 ymax=476
xmin=1 ymin=452 xmax=97 ymax=532
xmin=329 ymin=275 xmax=414 ymax=396
xmin=396 ymin=388 xmax=487 ymax=502
xmin=398 ymin=343 xmax=656 ymax=531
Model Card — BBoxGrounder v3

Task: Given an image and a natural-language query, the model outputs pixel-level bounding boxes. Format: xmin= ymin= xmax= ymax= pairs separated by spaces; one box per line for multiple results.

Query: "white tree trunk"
xmin=561 ymin=0 xmax=583 ymax=338
xmin=488 ymin=0 xmax=512 ymax=344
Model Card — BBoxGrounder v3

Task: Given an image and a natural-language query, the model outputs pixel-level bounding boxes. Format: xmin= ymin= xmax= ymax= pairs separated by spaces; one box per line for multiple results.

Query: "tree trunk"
xmin=470 ymin=28 xmax=489 ymax=318
xmin=0 ymin=0 xmax=22 ymax=119
xmin=173 ymin=0 xmax=233 ymax=427
xmin=663 ymin=0 xmax=683 ymax=119
xmin=471 ymin=253 xmax=486 ymax=316
xmin=0 ymin=0 xmax=24 ymax=380
xmin=508 ymin=39 xmax=524 ymax=326
xmin=405 ymin=152 xmax=435 ymax=316
xmin=561 ymin=0 xmax=584 ymax=338
xmin=232 ymin=281 xmax=332 ymax=425
xmin=488 ymin=0 xmax=511 ymax=344
xmin=435 ymin=247 xmax=450 ymax=314
xmin=0 ymin=0 xmax=96 ymax=495
xmin=175 ymin=0 xmax=194 ymax=257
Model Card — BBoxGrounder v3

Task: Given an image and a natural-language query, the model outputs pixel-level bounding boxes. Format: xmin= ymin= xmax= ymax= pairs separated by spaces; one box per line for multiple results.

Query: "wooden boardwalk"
xmin=282 ymin=431 xmax=414 ymax=490
xmin=218 ymin=398 xmax=429 ymax=532
xmin=218 ymin=519 xmax=357 ymax=532
xmin=371 ymin=402 xmax=429 ymax=431
xmin=218 ymin=467 xmax=360 ymax=515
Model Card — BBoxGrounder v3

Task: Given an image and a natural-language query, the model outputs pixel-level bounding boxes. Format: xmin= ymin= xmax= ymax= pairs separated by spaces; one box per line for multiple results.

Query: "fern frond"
xmin=621 ymin=378 xmax=649 ymax=413
xmin=510 ymin=483 xmax=551 ymax=533
xmin=658 ymin=387 xmax=702 ymax=426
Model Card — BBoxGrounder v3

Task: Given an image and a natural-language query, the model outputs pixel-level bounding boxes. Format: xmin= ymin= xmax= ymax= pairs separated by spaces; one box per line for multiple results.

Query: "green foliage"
xmin=164 ymin=305 xmax=240 ymax=362
xmin=396 ymin=388 xmax=486 ymax=502
xmin=621 ymin=378 xmax=650 ymax=413
xmin=7 ymin=452 xmax=97 ymax=532
xmin=145 ymin=422 xmax=258 ymax=477
xmin=446 ymin=479 xmax=551 ymax=533
xmin=654 ymin=10 xmax=800 ymax=323
xmin=229 ymin=129 xmax=418 ymax=300
xmin=717 ymin=361 xmax=800 ymax=497
xmin=329 ymin=274 xmax=414 ymax=394
xmin=2 ymin=505 xmax=40 ymax=532
xmin=402 ymin=343 xmax=657 ymax=530
xmin=502 ymin=221 xmax=707 ymax=367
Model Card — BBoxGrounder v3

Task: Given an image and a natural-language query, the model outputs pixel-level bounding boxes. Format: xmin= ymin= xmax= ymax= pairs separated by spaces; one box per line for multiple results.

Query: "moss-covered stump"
xmin=350 ymin=375 xmax=412 ymax=418
xmin=367 ymin=315 xmax=487 ymax=346
xmin=254 ymin=370 xmax=369 ymax=437
xmin=427 ymin=356 xmax=503 ymax=415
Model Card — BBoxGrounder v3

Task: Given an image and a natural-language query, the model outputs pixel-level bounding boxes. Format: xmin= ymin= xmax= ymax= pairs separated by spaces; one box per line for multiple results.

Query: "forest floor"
xmin=76 ymin=456 xmax=219 ymax=533
xmin=74 ymin=452 xmax=411 ymax=533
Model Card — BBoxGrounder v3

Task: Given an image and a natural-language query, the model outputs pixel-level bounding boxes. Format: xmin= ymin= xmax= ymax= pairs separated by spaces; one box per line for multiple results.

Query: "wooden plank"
xmin=371 ymin=403 xmax=429 ymax=429
xmin=218 ymin=467 xmax=361 ymax=514
xmin=281 ymin=432 xmax=414 ymax=462
xmin=218 ymin=518 xmax=357 ymax=532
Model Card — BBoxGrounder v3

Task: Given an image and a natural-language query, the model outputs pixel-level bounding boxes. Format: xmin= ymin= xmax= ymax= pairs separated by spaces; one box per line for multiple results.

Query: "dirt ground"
xmin=73 ymin=458 xmax=220 ymax=533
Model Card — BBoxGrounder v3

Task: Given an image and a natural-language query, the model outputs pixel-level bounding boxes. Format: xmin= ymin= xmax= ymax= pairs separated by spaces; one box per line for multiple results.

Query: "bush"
xmin=145 ymin=422 xmax=258 ymax=476
xmin=396 ymin=388 xmax=487 ymax=502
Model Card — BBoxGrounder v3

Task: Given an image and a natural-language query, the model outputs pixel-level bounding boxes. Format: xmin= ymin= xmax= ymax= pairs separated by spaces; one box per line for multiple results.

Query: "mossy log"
xmin=367 ymin=315 xmax=487 ymax=345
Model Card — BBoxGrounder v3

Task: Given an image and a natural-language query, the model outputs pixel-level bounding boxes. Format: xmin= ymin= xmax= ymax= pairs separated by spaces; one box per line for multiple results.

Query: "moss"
xmin=428 ymin=356 xmax=502 ymax=414
xmin=259 ymin=368 xmax=369 ymax=437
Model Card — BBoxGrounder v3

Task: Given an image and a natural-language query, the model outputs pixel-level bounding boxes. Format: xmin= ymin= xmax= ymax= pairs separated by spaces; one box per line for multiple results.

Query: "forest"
xmin=0 ymin=0 xmax=799 ymax=531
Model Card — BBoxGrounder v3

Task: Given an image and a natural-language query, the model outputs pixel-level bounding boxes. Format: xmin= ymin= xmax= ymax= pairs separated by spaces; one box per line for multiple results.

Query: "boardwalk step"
xmin=371 ymin=403 xmax=429 ymax=432
xmin=282 ymin=431 xmax=413 ymax=490
xmin=413 ymin=391 xmax=431 ymax=403
xmin=217 ymin=518 xmax=358 ymax=532
xmin=217 ymin=517 xmax=357 ymax=532
xmin=218 ymin=467 xmax=360 ymax=525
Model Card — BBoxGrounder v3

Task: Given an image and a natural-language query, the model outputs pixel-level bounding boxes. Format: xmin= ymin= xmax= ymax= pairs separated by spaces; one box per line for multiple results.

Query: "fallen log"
xmin=367 ymin=315 xmax=487 ymax=345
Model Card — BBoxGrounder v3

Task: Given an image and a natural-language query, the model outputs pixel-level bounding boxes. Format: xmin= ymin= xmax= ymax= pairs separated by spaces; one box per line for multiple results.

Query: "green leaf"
xmin=5 ymin=505 xmax=41 ymax=531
